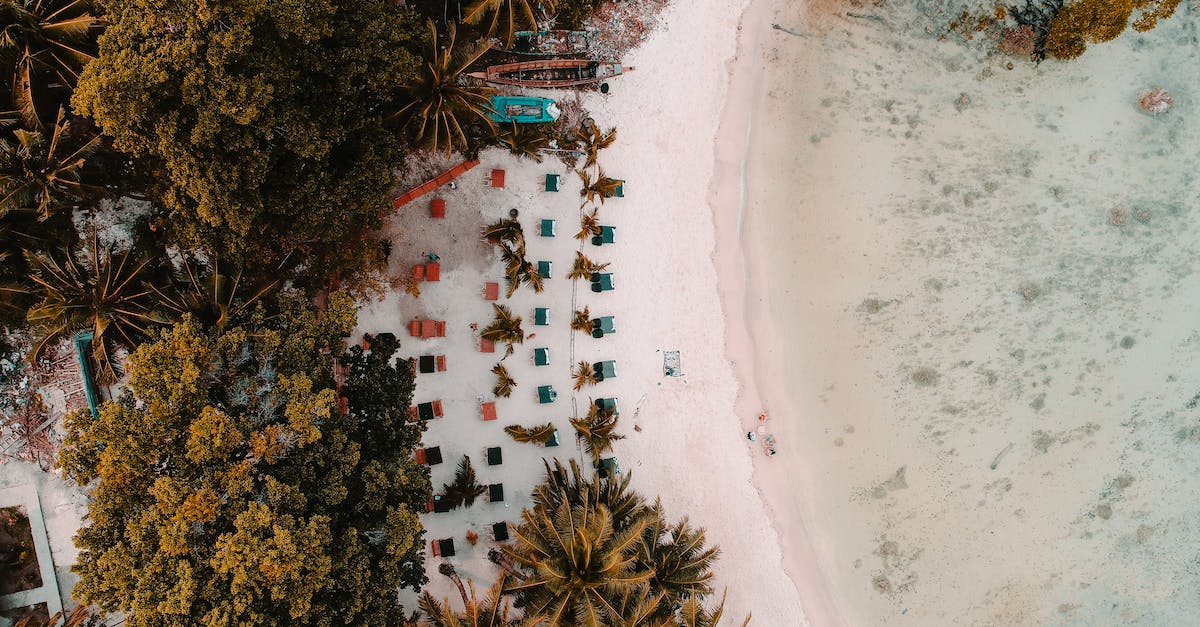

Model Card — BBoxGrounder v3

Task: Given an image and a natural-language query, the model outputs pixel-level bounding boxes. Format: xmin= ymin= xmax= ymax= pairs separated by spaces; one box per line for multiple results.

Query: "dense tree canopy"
xmin=59 ymin=295 xmax=431 ymax=626
xmin=71 ymin=0 xmax=423 ymax=267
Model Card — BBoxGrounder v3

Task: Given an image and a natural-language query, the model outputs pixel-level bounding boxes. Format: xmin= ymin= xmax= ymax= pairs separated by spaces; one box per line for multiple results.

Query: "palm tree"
xmin=496 ymin=121 xmax=550 ymax=162
xmin=638 ymin=500 xmax=719 ymax=611
xmin=463 ymin=0 xmax=555 ymax=49
xmin=482 ymin=218 xmax=525 ymax=249
xmin=533 ymin=458 xmax=645 ymax=528
xmin=20 ymin=233 xmax=165 ymax=382
xmin=568 ymin=251 xmax=609 ymax=280
xmin=419 ymin=571 xmax=541 ymax=627
xmin=577 ymin=168 xmax=623 ymax=207
xmin=576 ymin=208 xmax=601 ymax=241
xmin=492 ymin=362 xmax=516 ymax=398
xmin=502 ymin=499 xmax=652 ymax=625
xmin=504 ymin=421 xmax=557 ymax=445
xmin=575 ymin=124 xmax=617 ymax=170
xmin=570 ymin=403 xmax=624 ymax=464
xmin=572 ymin=360 xmax=598 ymax=391
xmin=441 ymin=455 xmax=486 ymax=509
xmin=0 ymin=0 xmax=101 ymax=130
xmin=0 ymin=109 xmax=101 ymax=220
xmin=391 ymin=20 xmax=495 ymax=155
xmin=570 ymin=306 xmax=591 ymax=333
xmin=149 ymin=254 xmax=281 ymax=331
xmin=665 ymin=590 xmax=750 ymax=627
xmin=481 ymin=303 xmax=524 ymax=356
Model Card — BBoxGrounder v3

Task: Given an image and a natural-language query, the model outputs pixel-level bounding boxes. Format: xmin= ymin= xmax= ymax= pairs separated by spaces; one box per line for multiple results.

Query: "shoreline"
xmin=707 ymin=0 xmax=843 ymax=625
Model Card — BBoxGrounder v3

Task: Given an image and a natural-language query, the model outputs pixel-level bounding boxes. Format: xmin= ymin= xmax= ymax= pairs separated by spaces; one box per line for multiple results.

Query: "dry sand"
xmin=721 ymin=0 xmax=1200 ymax=624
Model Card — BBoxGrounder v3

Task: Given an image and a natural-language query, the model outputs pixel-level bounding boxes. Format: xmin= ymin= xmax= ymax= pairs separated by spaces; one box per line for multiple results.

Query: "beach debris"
xmin=870 ymin=467 xmax=908 ymax=499
xmin=1018 ymin=282 xmax=1041 ymax=303
xmin=910 ymin=366 xmax=940 ymax=387
xmin=954 ymin=92 xmax=971 ymax=112
xmin=1109 ymin=207 xmax=1127 ymax=226
xmin=1137 ymin=88 xmax=1173 ymax=115
xmin=662 ymin=350 xmax=682 ymax=377
xmin=989 ymin=443 xmax=1014 ymax=470
xmin=771 ymin=23 xmax=807 ymax=37
xmin=999 ymin=24 xmax=1036 ymax=57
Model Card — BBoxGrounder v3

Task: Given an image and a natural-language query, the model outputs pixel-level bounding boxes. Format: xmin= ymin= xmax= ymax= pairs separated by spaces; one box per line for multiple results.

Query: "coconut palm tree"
xmin=148 ymin=254 xmax=281 ymax=331
xmin=492 ymin=362 xmax=516 ymax=398
xmin=20 ymin=233 xmax=165 ymax=382
xmin=481 ymin=303 xmax=524 ymax=356
xmin=577 ymin=168 xmax=623 ymax=207
xmin=14 ymin=605 xmax=100 ymax=627
xmin=419 ymin=571 xmax=541 ymax=627
xmin=391 ymin=20 xmax=495 ymax=155
xmin=568 ymin=250 xmax=609 ymax=280
xmin=638 ymin=500 xmax=719 ymax=611
xmin=575 ymin=124 xmax=616 ymax=170
xmin=496 ymin=121 xmax=550 ymax=162
xmin=570 ymin=402 xmax=623 ymax=463
xmin=482 ymin=218 xmax=525 ymax=249
xmin=0 ymin=109 xmax=101 ymax=220
xmin=441 ymin=455 xmax=486 ymax=509
xmin=502 ymin=498 xmax=652 ymax=625
xmin=533 ymin=458 xmax=645 ymax=529
xmin=570 ymin=306 xmax=591 ymax=332
xmin=576 ymin=208 xmax=601 ymax=241
xmin=463 ymin=0 xmax=555 ymax=49
xmin=664 ymin=590 xmax=749 ymax=627
xmin=504 ymin=421 xmax=557 ymax=445
xmin=502 ymin=257 xmax=543 ymax=299
xmin=0 ymin=0 xmax=101 ymax=130
xmin=572 ymin=359 xmax=598 ymax=391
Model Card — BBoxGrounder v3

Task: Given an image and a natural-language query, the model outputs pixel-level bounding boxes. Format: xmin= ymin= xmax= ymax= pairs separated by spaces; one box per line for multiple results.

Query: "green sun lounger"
xmin=534 ymin=307 xmax=550 ymax=326
xmin=537 ymin=260 xmax=552 ymax=279
xmin=540 ymin=219 xmax=556 ymax=237
xmin=591 ymin=225 xmax=615 ymax=246
xmin=534 ymin=347 xmax=550 ymax=366
xmin=595 ymin=397 xmax=617 ymax=414
xmin=590 ymin=273 xmax=613 ymax=292
xmin=598 ymin=456 xmax=620 ymax=478
xmin=538 ymin=385 xmax=557 ymax=404
xmin=593 ymin=360 xmax=617 ymax=381
xmin=545 ymin=173 xmax=561 ymax=192
xmin=591 ymin=316 xmax=615 ymax=338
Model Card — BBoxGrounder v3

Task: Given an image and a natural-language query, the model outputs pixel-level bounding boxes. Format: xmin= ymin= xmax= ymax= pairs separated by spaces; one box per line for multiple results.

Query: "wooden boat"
xmin=487 ymin=96 xmax=561 ymax=124
xmin=494 ymin=30 xmax=595 ymax=56
xmin=469 ymin=59 xmax=630 ymax=88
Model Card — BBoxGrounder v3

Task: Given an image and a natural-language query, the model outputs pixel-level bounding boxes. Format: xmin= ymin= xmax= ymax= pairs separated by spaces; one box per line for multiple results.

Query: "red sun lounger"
xmin=481 ymin=402 xmax=497 ymax=421
xmin=480 ymin=338 xmax=495 ymax=353
xmin=425 ymin=263 xmax=441 ymax=282
xmin=484 ymin=282 xmax=499 ymax=301
xmin=431 ymin=198 xmax=446 ymax=218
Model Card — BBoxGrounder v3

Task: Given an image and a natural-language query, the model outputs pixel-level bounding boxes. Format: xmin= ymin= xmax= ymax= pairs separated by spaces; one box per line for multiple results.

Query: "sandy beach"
xmin=721 ymin=0 xmax=1200 ymax=624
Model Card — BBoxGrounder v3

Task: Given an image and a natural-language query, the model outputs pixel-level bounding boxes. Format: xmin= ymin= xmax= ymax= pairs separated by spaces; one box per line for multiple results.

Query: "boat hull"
xmin=471 ymin=60 xmax=628 ymax=88
xmin=493 ymin=30 xmax=594 ymax=56
xmin=488 ymin=96 xmax=561 ymax=124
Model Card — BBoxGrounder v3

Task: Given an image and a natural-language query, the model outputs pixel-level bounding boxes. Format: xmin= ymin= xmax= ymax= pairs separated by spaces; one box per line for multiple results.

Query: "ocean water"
xmin=741 ymin=3 xmax=1200 ymax=624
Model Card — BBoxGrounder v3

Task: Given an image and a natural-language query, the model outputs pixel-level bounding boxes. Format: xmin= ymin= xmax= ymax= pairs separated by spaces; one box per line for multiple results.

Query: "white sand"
xmin=360 ymin=0 xmax=810 ymax=620
xmin=720 ymin=0 xmax=1200 ymax=624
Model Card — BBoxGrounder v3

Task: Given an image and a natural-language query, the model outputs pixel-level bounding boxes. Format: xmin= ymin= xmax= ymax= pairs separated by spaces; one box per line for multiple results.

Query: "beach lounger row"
xmin=412 ymin=263 xmax=441 ymax=282
xmin=409 ymin=319 xmax=447 ymax=338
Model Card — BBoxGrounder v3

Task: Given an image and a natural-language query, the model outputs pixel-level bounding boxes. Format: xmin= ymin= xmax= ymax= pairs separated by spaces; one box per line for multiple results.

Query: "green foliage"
xmin=495 ymin=122 xmax=551 ymax=162
xmin=392 ymin=20 xmax=495 ymax=155
xmin=577 ymin=168 xmax=622 ymax=207
xmin=504 ymin=422 xmax=557 ymax=445
xmin=463 ymin=0 xmax=556 ymax=48
xmin=149 ymin=254 xmax=282 ymax=332
xmin=502 ymin=459 xmax=740 ymax=625
xmin=60 ymin=300 xmax=431 ymax=626
xmin=554 ymin=0 xmax=605 ymax=29
xmin=72 ymin=0 xmax=423 ymax=270
xmin=19 ymin=233 xmax=166 ymax=382
xmin=0 ymin=110 xmax=101 ymax=220
xmin=480 ymin=303 xmax=524 ymax=356
xmin=570 ymin=403 xmax=623 ymax=463
xmin=441 ymin=455 xmax=486 ymax=510
xmin=418 ymin=572 xmax=542 ymax=626
xmin=0 ymin=0 xmax=101 ymax=130
xmin=492 ymin=362 xmax=516 ymax=398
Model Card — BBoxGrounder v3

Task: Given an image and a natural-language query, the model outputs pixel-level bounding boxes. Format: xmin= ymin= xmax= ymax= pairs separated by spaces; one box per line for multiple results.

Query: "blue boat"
xmin=488 ymin=96 xmax=561 ymax=124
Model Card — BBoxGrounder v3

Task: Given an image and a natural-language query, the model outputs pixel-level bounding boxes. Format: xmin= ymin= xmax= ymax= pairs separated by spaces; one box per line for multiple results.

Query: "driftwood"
xmin=1008 ymin=0 xmax=1065 ymax=62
